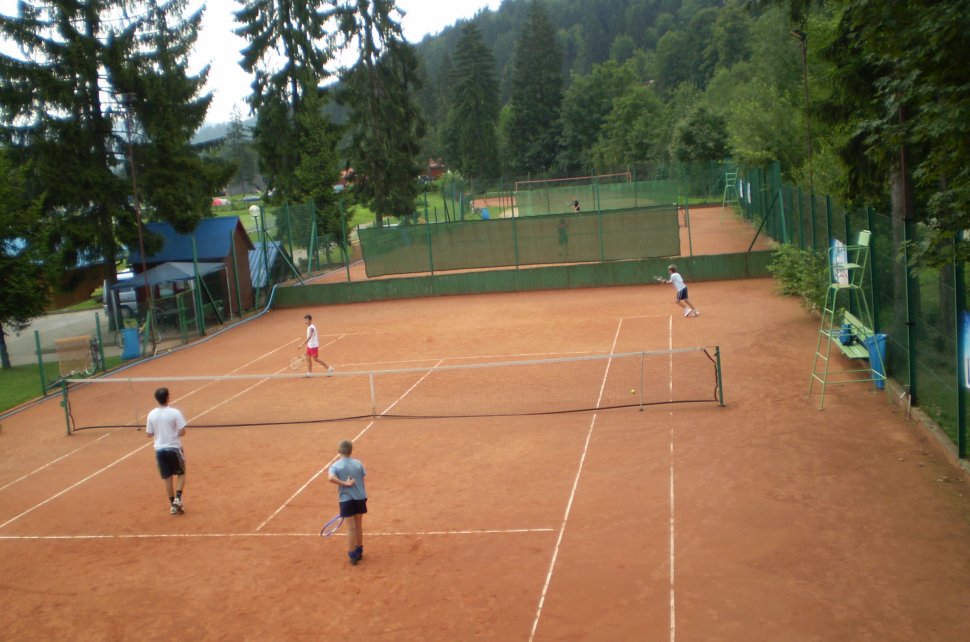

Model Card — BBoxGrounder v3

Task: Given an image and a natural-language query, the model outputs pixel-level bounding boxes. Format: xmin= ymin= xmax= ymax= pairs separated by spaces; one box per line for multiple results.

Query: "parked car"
xmin=104 ymin=270 xmax=137 ymax=321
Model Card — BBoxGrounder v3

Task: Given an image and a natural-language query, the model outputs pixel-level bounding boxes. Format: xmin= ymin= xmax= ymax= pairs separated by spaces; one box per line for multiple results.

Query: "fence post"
xmin=35 ymin=330 xmax=47 ymax=396
xmin=810 ymin=191 xmax=818 ymax=252
xmin=230 ymin=232 xmax=243 ymax=315
xmin=903 ymin=220 xmax=917 ymax=404
xmin=866 ymin=206 xmax=880 ymax=331
xmin=339 ymin=199 xmax=351 ymax=282
xmin=954 ymin=233 xmax=966 ymax=458
xmin=684 ymin=197 xmax=694 ymax=256
xmin=285 ymin=203 xmax=294 ymax=270
xmin=94 ymin=314 xmax=104 ymax=370
xmin=426 ymin=211 xmax=434 ymax=276
xmin=796 ymin=186 xmax=804 ymax=249
xmin=824 ymin=195 xmax=833 ymax=245
xmin=511 ymin=207 xmax=520 ymax=270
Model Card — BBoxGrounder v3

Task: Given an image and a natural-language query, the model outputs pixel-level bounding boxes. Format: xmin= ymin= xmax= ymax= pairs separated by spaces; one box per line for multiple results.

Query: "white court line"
xmin=528 ymin=318 xmax=624 ymax=642
xmin=0 ymin=336 xmax=346 ymax=532
xmin=667 ymin=314 xmax=676 ymax=642
xmin=254 ymin=359 xmax=445 ymax=532
xmin=0 ymin=433 xmax=110 ymax=493
xmin=0 ymin=527 xmax=555 ymax=541
xmin=0 ymin=443 xmax=151 ymax=530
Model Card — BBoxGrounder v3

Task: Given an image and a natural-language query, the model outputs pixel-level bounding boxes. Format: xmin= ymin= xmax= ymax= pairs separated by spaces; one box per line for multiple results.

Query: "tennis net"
xmin=61 ymin=347 xmax=723 ymax=432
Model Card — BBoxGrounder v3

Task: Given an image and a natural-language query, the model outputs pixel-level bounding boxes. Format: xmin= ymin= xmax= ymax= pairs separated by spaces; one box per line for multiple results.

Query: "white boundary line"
xmin=0 ymin=336 xmax=347 ymax=531
xmin=0 ymin=433 xmax=110 ymax=493
xmin=254 ymin=359 xmax=445 ymax=532
xmin=668 ymin=314 xmax=676 ymax=642
xmin=0 ymin=527 xmax=556 ymax=541
xmin=528 ymin=318 xmax=624 ymax=642
xmin=0 ymin=443 xmax=151 ymax=530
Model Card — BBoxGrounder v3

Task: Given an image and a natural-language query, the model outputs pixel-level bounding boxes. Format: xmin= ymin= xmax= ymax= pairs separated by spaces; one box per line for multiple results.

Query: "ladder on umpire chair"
xmin=721 ymin=168 xmax=739 ymax=208
xmin=808 ymin=230 xmax=886 ymax=409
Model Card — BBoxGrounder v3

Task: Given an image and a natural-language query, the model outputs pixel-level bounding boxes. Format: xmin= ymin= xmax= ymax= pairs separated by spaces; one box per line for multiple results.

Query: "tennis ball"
xmin=630 ymin=389 xmax=636 ymax=395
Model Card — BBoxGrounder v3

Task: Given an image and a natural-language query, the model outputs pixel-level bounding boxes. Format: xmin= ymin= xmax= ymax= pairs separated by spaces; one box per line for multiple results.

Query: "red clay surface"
xmin=2 ymin=274 xmax=970 ymax=640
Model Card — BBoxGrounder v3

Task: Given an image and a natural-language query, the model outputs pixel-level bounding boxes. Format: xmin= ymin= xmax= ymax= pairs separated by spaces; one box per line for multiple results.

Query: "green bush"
xmin=767 ymin=244 xmax=829 ymax=310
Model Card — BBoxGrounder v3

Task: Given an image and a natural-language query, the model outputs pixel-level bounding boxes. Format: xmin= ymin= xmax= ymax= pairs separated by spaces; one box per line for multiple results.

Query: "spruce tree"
xmin=334 ymin=0 xmax=424 ymax=226
xmin=236 ymin=0 xmax=336 ymax=204
xmin=0 ymin=0 xmax=230 ymax=284
xmin=443 ymin=23 xmax=500 ymax=182
xmin=507 ymin=0 xmax=563 ymax=175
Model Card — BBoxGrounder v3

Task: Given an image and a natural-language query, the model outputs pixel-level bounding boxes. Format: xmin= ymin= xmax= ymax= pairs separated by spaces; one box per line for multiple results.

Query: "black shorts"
xmin=676 ymin=287 xmax=689 ymax=301
xmin=339 ymin=498 xmax=368 ymax=518
xmin=156 ymin=448 xmax=185 ymax=479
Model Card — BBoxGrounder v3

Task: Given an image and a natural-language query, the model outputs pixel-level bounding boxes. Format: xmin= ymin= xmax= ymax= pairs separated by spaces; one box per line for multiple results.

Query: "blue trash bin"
xmin=122 ymin=327 xmax=140 ymax=360
xmin=863 ymin=333 xmax=887 ymax=390
xmin=480 ymin=207 xmax=490 ymax=220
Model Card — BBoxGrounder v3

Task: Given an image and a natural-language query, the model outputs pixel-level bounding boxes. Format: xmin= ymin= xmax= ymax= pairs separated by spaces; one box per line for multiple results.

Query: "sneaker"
xmin=692 ymin=310 xmax=700 ymax=317
xmin=173 ymin=497 xmax=184 ymax=514
xmin=349 ymin=551 xmax=361 ymax=566
xmin=684 ymin=309 xmax=691 ymax=317
xmin=327 ymin=366 xmax=335 ymax=376
xmin=170 ymin=502 xmax=178 ymax=515
xmin=354 ymin=545 xmax=363 ymax=560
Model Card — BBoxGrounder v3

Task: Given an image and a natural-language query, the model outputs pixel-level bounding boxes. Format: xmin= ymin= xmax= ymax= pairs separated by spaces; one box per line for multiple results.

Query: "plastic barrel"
xmin=864 ymin=333 xmax=887 ymax=389
xmin=122 ymin=328 xmax=140 ymax=360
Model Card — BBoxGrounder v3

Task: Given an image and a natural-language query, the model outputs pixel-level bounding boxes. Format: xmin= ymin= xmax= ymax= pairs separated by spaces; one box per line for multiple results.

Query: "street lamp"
xmin=790 ymin=29 xmax=813 ymax=190
xmin=333 ymin=185 xmax=351 ymax=282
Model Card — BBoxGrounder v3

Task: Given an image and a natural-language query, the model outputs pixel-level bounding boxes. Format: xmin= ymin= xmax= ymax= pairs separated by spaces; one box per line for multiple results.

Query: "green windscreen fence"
xmin=515 ymin=178 xmax=680 ymax=217
xmin=359 ymin=205 xmax=681 ymax=277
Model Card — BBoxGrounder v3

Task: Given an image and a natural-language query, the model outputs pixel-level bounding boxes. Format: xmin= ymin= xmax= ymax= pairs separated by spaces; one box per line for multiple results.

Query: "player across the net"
xmin=61 ymin=347 xmax=724 ymax=432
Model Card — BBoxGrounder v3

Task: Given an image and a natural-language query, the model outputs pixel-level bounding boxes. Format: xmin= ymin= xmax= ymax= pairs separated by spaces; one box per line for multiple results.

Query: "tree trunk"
xmin=0 ymin=322 xmax=10 ymax=369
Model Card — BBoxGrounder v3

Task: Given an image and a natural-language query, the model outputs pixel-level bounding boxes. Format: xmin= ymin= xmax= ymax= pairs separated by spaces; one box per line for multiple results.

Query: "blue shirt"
xmin=330 ymin=457 xmax=367 ymax=502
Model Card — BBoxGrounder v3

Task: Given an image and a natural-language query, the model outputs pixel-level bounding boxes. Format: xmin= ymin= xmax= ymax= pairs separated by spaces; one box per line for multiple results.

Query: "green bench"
xmin=836 ymin=310 xmax=874 ymax=359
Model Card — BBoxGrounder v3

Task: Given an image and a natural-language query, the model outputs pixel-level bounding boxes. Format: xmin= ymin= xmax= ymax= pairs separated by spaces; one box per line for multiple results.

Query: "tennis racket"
xmin=654 ymin=276 xmax=667 ymax=283
xmin=289 ymin=355 xmax=305 ymax=370
xmin=320 ymin=515 xmax=344 ymax=537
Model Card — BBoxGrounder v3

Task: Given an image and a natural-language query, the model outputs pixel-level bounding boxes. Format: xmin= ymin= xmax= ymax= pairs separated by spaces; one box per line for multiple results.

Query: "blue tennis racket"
xmin=320 ymin=515 xmax=344 ymax=537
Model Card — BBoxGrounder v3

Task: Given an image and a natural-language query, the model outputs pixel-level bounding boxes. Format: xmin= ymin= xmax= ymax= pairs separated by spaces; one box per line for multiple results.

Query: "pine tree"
xmin=0 ymin=0 xmax=230 ymax=284
xmin=334 ymin=0 xmax=424 ymax=226
xmin=507 ymin=0 xmax=563 ymax=175
xmin=236 ymin=0 xmax=336 ymax=204
xmin=443 ymin=23 xmax=500 ymax=181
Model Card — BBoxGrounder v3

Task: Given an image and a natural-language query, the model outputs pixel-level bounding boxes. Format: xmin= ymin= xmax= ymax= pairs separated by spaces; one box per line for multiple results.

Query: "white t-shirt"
xmin=669 ymin=272 xmax=686 ymax=292
xmin=306 ymin=323 xmax=319 ymax=349
xmin=146 ymin=406 xmax=187 ymax=451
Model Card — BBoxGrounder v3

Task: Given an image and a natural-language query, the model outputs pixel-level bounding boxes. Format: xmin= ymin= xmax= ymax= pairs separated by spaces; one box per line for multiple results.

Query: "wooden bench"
xmin=836 ymin=310 xmax=873 ymax=359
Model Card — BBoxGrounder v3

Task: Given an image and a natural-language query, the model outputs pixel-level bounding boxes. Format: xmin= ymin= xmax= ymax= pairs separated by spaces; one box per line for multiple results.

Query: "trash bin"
xmin=480 ymin=207 xmax=490 ymax=220
xmin=863 ymin=333 xmax=887 ymax=390
xmin=122 ymin=328 xmax=140 ymax=360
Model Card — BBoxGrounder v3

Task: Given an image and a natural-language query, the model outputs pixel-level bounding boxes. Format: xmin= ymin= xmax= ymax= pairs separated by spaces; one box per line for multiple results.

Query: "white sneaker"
xmin=327 ymin=366 xmax=334 ymax=376
xmin=170 ymin=502 xmax=178 ymax=515
xmin=684 ymin=309 xmax=691 ymax=317
xmin=692 ymin=310 xmax=700 ymax=317
xmin=172 ymin=497 xmax=184 ymax=514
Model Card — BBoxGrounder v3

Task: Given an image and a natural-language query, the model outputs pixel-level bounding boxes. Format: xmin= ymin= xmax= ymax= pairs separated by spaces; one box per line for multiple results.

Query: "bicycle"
xmin=112 ymin=314 xmax=161 ymax=353
xmin=84 ymin=337 xmax=104 ymax=375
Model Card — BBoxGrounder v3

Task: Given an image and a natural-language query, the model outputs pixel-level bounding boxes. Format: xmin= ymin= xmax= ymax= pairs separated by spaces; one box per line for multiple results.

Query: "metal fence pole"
xmin=954 ymin=233 xmax=966 ymax=458
xmin=35 ymin=330 xmax=46 ymax=396
xmin=866 ymin=207 xmax=880 ymax=331
xmin=903 ymin=220 xmax=917 ymax=404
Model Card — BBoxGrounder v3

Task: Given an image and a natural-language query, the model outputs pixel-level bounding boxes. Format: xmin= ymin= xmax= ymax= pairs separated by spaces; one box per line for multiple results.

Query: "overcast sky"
xmin=0 ymin=0 xmax=503 ymax=124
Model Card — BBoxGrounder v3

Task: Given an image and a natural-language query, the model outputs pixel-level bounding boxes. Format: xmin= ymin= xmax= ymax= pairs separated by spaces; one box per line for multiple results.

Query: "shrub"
xmin=767 ymin=244 xmax=829 ymax=311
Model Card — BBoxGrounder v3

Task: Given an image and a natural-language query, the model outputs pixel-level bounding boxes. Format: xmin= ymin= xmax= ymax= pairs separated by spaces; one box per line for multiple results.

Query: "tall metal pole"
xmin=122 ymin=94 xmax=155 ymax=327
xmin=790 ymin=31 xmax=814 ymax=190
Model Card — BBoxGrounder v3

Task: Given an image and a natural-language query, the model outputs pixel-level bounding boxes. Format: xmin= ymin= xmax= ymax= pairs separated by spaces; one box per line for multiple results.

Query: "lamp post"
xmin=249 ymin=204 xmax=270 ymax=306
xmin=121 ymin=94 xmax=155 ymax=334
xmin=333 ymin=185 xmax=351 ymax=282
xmin=790 ymin=29 xmax=813 ymax=190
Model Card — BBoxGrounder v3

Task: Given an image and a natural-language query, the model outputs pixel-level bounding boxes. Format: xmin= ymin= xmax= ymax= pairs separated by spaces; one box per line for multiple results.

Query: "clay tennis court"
xmin=2 ymin=271 xmax=969 ymax=640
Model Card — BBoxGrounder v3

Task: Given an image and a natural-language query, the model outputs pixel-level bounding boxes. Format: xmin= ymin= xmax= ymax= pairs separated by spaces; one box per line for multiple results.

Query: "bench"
xmin=835 ymin=310 xmax=873 ymax=359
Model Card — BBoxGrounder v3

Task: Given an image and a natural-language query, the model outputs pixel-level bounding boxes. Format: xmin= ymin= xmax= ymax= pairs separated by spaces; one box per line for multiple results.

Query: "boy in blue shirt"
xmin=328 ymin=440 xmax=367 ymax=565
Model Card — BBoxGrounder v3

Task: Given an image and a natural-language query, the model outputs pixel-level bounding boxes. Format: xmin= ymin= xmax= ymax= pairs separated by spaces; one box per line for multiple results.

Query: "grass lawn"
xmin=0 ymin=356 xmax=125 ymax=414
